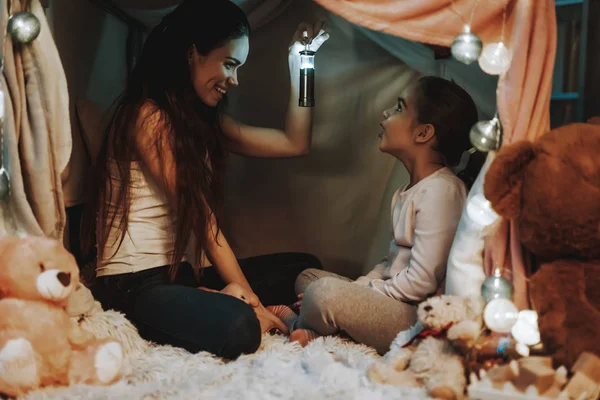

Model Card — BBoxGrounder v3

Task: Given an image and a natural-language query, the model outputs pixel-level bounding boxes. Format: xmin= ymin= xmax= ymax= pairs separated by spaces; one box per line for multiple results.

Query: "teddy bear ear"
xmin=483 ymin=141 xmax=536 ymax=219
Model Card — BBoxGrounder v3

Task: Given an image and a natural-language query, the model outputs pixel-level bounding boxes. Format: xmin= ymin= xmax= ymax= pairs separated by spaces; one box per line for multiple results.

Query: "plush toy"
xmin=467 ymin=356 xmax=569 ymax=399
xmin=468 ymin=353 xmax=600 ymax=399
xmin=368 ymin=295 xmax=484 ymax=400
xmin=483 ymin=122 xmax=600 ymax=369
xmin=0 ymin=235 xmax=124 ymax=397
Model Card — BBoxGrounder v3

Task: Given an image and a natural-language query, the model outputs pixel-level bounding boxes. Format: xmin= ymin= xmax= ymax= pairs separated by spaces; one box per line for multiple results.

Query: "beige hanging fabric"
xmin=0 ymin=0 xmax=71 ymax=239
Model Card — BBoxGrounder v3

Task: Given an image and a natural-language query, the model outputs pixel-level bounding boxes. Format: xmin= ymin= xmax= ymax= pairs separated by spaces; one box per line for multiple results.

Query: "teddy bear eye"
xmin=39 ymin=263 xmax=45 ymax=272
xmin=446 ymin=302 xmax=451 ymax=306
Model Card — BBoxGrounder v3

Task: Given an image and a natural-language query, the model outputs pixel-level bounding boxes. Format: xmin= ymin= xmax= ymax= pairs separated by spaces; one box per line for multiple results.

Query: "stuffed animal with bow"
xmin=368 ymin=294 xmax=484 ymax=400
xmin=0 ymin=235 xmax=124 ymax=397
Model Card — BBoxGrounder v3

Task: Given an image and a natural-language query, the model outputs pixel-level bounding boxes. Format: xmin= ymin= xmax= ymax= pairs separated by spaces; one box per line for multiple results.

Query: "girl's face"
xmin=378 ymin=87 xmax=421 ymax=156
xmin=189 ymin=36 xmax=250 ymax=107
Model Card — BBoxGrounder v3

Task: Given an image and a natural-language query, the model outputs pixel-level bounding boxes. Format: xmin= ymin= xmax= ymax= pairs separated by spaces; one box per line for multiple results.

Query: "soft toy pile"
xmin=368 ymin=121 xmax=600 ymax=400
xmin=368 ymin=294 xmax=484 ymax=399
xmin=0 ymin=236 xmax=124 ymax=397
xmin=468 ymin=352 xmax=600 ymax=399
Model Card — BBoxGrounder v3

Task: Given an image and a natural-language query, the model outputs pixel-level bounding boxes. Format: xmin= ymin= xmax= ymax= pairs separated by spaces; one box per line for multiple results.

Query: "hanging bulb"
xmin=466 ymin=192 xmax=499 ymax=228
xmin=510 ymin=310 xmax=541 ymax=357
xmin=451 ymin=25 xmax=482 ymax=65
xmin=7 ymin=12 xmax=41 ymax=44
xmin=483 ymin=298 xmax=519 ymax=333
xmin=470 ymin=115 xmax=501 ymax=152
xmin=478 ymin=42 xmax=512 ymax=75
xmin=511 ymin=310 xmax=540 ymax=346
xmin=481 ymin=268 xmax=513 ymax=303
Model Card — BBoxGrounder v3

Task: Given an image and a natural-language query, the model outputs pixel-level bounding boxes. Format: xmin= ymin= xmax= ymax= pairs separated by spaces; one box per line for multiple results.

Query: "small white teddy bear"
xmin=368 ymin=295 xmax=484 ymax=400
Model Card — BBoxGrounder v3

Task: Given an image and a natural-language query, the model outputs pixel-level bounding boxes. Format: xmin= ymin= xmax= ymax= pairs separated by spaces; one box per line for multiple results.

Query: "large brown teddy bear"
xmin=0 ymin=235 xmax=124 ymax=397
xmin=483 ymin=122 xmax=600 ymax=369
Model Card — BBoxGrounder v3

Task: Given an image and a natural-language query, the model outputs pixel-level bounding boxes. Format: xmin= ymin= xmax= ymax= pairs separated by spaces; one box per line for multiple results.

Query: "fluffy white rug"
xmin=19 ymin=308 xmax=429 ymax=400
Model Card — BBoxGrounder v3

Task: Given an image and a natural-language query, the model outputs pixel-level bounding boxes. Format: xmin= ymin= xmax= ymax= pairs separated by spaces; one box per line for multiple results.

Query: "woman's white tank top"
xmin=96 ymin=159 xmax=181 ymax=276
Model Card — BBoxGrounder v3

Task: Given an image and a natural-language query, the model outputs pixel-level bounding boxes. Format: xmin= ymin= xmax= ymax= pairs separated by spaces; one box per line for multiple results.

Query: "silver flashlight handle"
xmin=299 ymin=68 xmax=314 ymax=107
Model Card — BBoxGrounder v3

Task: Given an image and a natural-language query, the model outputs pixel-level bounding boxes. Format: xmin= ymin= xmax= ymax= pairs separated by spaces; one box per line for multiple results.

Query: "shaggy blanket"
xmin=19 ymin=308 xmax=428 ymax=400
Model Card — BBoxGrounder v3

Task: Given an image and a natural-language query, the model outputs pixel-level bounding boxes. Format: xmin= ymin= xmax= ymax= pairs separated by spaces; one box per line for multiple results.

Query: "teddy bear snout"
xmin=36 ymin=269 xmax=74 ymax=301
xmin=423 ymin=305 xmax=433 ymax=312
xmin=57 ymin=272 xmax=71 ymax=287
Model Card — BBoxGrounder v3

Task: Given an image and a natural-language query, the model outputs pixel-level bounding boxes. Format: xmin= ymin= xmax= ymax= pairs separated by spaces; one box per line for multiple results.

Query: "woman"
xmin=269 ymin=77 xmax=484 ymax=354
xmin=84 ymin=0 xmax=328 ymax=359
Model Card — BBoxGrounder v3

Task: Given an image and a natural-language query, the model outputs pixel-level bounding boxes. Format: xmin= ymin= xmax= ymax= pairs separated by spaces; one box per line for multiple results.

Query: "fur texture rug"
xmin=19 ymin=307 xmax=428 ymax=400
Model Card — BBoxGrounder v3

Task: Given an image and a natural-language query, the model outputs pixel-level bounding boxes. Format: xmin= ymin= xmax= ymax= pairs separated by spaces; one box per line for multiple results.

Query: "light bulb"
xmin=483 ymin=298 xmax=519 ymax=333
xmin=300 ymin=52 xmax=315 ymax=70
xmin=511 ymin=310 xmax=540 ymax=346
xmin=470 ymin=116 xmax=501 ymax=152
xmin=8 ymin=12 xmax=41 ymax=44
xmin=481 ymin=268 xmax=513 ymax=303
xmin=478 ymin=42 xmax=512 ymax=75
xmin=451 ymin=25 xmax=482 ymax=65
xmin=466 ymin=193 xmax=499 ymax=228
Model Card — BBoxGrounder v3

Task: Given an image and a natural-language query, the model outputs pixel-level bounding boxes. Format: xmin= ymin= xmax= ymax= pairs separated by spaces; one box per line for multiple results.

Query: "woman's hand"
xmin=254 ymin=303 xmax=289 ymax=334
xmin=288 ymin=20 xmax=329 ymax=58
xmin=200 ymin=283 xmax=287 ymax=334
xmin=219 ymin=282 xmax=260 ymax=307
xmin=221 ymin=285 xmax=288 ymax=334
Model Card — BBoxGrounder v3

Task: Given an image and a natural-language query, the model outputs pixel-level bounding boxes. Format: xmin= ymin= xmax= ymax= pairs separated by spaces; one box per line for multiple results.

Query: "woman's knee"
xmin=297 ymin=253 xmax=322 ymax=270
xmin=220 ymin=302 xmax=261 ymax=360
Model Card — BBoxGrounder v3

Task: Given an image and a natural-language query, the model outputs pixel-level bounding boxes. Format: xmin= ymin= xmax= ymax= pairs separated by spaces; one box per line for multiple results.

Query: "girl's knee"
xmin=302 ymin=277 xmax=344 ymax=312
xmin=295 ymin=268 xmax=324 ymax=294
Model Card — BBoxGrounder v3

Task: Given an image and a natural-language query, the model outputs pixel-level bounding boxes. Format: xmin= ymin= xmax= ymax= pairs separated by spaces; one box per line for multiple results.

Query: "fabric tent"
xmin=0 ymin=0 xmax=70 ymax=239
xmin=4 ymin=0 xmax=554 ymax=307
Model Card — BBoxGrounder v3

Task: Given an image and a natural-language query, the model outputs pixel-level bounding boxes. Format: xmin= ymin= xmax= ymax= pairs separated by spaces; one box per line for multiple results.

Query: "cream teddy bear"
xmin=0 ymin=235 xmax=124 ymax=397
xmin=368 ymin=295 xmax=484 ymax=400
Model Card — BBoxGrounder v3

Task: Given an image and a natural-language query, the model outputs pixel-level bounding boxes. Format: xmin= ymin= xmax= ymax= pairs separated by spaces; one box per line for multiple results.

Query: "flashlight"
xmin=299 ymin=31 xmax=315 ymax=107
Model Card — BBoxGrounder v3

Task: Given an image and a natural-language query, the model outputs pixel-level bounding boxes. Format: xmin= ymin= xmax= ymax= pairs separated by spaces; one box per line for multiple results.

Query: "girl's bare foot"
xmin=289 ymin=328 xmax=321 ymax=346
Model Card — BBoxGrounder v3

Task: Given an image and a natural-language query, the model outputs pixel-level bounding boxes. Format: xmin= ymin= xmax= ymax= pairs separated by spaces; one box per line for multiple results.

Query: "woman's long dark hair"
xmin=411 ymin=76 xmax=484 ymax=189
xmin=82 ymin=0 xmax=250 ymax=280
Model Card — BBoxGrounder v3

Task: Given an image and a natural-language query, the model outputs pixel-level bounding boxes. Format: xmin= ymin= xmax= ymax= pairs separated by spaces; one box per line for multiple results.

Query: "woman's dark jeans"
xmin=92 ymin=253 xmax=322 ymax=359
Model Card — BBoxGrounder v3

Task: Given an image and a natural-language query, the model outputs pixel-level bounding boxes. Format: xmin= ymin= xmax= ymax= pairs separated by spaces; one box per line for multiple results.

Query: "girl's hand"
xmin=288 ymin=20 xmax=329 ymax=57
xmin=293 ymin=292 xmax=304 ymax=309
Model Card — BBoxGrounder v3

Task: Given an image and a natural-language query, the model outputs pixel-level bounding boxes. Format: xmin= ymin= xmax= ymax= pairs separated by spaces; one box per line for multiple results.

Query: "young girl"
xmin=269 ymin=76 xmax=481 ymax=354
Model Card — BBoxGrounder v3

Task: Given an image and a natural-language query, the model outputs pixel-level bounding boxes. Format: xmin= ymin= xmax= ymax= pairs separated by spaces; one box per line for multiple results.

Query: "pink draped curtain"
xmin=312 ymin=0 xmax=557 ymax=308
